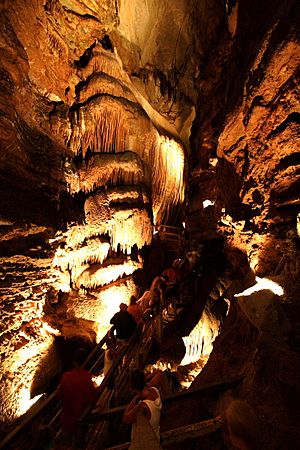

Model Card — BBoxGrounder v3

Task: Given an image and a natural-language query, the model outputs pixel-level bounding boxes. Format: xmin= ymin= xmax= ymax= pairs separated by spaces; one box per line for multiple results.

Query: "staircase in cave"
xmin=157 ymin=225 xmax=183 ymax=258
xmin=0 ymin=310 xmax=161 ymax=450
xmin=0 ymin=290 xmax=241 ymax=450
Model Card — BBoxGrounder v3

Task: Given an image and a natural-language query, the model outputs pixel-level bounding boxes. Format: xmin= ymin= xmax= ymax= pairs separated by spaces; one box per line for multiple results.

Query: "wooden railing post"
xmin=155 ymin=310 xmax=163 ymax=344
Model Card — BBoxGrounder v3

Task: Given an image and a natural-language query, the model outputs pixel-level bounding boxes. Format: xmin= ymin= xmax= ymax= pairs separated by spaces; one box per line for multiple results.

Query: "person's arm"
xmin=123 ymin=396 xmax=146 ymax=423
xmin=146 ymin=369 xmax=163 ymax=388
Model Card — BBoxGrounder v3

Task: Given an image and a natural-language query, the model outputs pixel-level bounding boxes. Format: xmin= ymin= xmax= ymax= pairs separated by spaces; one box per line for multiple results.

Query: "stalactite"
xmin=52 ymin=239 xmax=110 ymax=274
xmin=104 ymin=208 xmax=153 ymax=253
xmin=151 ymin=134 xmax=185 ymax=225
xmin=66 ymin=152 xmax=147 ymax=195
xmin=78 ymin=73 xmax=135 ymax=105
xmin=68 ymin=100 xmax=129 ymax=157
xmin=68 ymin=124 xmax=185 ymax=225
xmin=52 ymin=206 xmax=152 ymax=289
xmin=76 ymin=260 xmax=142 ymax=289
xmin=80 ymin=47 xmax=128 ymax=84
xmin=59 ymin=40 xmax=187 ymax=294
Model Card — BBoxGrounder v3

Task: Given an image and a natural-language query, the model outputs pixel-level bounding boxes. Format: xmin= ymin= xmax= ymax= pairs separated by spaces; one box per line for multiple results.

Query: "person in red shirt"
xmin=162 ymin=258 xmax=188 ymax=286
xmin=57 ymin=348 xmax=98 ymax=449
xmin=128 ymin=295 xmax=143 ymax=325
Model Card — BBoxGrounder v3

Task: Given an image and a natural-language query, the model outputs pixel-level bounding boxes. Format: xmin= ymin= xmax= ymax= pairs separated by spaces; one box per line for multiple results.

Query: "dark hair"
xmin=130 ymin=295 xmax=137 ymax=305
xmin=131 ymin=368 xmax=146 ymax=391
xmin=72 ymin=347 xmax=88 ymax=366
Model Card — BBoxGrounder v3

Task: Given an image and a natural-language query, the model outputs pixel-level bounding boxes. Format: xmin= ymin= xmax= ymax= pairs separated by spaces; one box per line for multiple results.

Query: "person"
xmin=103 ymin=336 xmax=117 ymax=376
xmin=162 ymin=261 xmax=182 ymax=285
xmin=56 ymin=348 xmax=98 ymax=449
xmin=123 ymin=368 xmax=163 ymax=441
xmin=128 ymin=295 xmax=143 ymax=325
xmin=220 ymin=397 xmax=262 ymax=450
xmin=110 ymin=303 xmax=137 ymax=342
xmin=137 ymin=290 xmax=152 ymax=314
xmin=148 ymin=275 xmax=168 ymax=309
xmin=103 ymin=336 xmax=118 ymax=390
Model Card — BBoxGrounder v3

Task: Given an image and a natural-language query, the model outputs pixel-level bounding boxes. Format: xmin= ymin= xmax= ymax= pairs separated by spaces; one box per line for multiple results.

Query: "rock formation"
xmin=0 ymin=0 xmax=299 ymax=448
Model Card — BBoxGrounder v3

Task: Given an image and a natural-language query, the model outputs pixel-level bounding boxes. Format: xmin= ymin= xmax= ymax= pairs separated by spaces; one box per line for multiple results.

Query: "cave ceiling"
xmin=0 ymin=0 xmax=299 ymax=432
xmin=0 ymin=0 xmax=196 ymax=296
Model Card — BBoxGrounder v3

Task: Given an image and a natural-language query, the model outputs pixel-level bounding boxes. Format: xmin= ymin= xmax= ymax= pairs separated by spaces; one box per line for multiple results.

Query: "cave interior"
xmin=0 ymin=0 xmax=299 ymax=449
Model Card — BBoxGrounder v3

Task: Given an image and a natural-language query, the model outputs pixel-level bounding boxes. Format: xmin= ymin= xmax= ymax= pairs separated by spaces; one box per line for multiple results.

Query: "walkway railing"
xmin=0 ymin=308 xmax=159 ymax=450
xmin=0 ymin=329 xmax=111 ymax=450
xmin=157 ymin=225 xmax=183 ymax=254
xmin=104 ymin=417 xmax=223 ymax=450
xmin=79 ymin=310 xmax=160 ymax=449
xmin=98 ymin=376 xmax=243 ymax=449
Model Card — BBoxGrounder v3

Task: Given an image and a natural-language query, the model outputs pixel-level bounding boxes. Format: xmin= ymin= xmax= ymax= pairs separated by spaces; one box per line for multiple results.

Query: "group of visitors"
xmin=52 ymin=256 xmax=193 ymax=448
xmin=109 ymin=272 xmax=172 ymax=345
xmin=53 ymin=249 xmax=261 ymax=450
xmin=136 ymin=258 xmax=188 ymax=315
xmin=53 ymin=270 xmax=170 ymax=447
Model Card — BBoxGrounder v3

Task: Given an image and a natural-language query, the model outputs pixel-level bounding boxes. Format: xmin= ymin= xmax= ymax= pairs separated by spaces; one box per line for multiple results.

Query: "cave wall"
xmin=185 ymin=1 xmax=300 ymax=448
xmin=187 ymin=0 xmax=300 ymax=298
xmin=0 ymin=0 xmax=299 ymax=445
xmin=0 ymin=0 xmax=218 ymax=424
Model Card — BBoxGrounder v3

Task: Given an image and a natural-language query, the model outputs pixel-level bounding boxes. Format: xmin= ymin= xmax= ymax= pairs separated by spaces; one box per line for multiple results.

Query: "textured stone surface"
xmin=0 ymin=0 xmax=299 ymax=448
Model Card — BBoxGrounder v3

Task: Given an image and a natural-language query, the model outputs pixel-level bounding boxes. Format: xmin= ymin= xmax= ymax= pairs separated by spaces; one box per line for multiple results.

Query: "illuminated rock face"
xmin=0 ymin=0 xmax=299 ymax=441
xmin=0 ymin=0 xmax=190 ymax=422
xmin=48 ymin=45 xmax=186 ymax=312
xmin=187 ymin=0 xmax=300 ymax=300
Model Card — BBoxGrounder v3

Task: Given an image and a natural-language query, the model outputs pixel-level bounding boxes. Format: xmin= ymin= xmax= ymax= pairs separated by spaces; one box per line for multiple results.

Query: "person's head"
xmin=72 ymin=347 xmax=88 ymax=367
xmin=120 ymin=302 xmax=127 ymax=311
xmin=106 ymin=336 xmax=115 ymax=349
xmin=221 ymin=397 xmax=261 ymax=450
xmin=130 ymin=295 xmax=137 ymax=305
xmin=130 ymin=368 xmax=146 ymax=393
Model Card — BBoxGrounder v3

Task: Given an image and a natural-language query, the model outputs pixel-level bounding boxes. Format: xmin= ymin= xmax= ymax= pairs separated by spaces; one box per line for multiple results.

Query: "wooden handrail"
xmin=89 ymin=375 xmax=244 ymax=422
xmin=161 ymin=416 xmax=223 ymax=446
xmin=0 ymin=327 xmax=113 ymax=450
xmin=158 ymin=225 xmax=182 ymax=233
xmin=103 ymin=416 xmax=223 ymax=450
xmin=77 ymin=311 xmax=161 ymax=447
